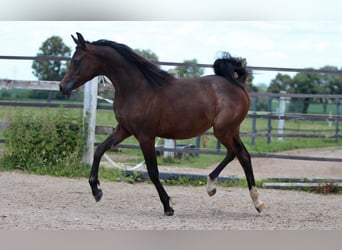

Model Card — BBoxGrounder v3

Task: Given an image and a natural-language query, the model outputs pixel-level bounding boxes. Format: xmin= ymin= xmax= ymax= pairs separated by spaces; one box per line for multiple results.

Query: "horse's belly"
xmin=157 ymin=121 xmax=212 ymax=140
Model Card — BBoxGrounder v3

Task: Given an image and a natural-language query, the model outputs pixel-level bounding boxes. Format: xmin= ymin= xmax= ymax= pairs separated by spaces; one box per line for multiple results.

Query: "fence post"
xmin=163 ymin=139 xmax=175 ymax=159
xmin=195 ymin=136 xmax=201 ymax=148
xmin=251 ymin=95 xmax=257 ymax=146
xmin=335 ymin=99 xmax=340 ymax=143
xmin=267 ymin=96 xmax=273 ymax=144
xmin=277 ymin=91 xmax=286 ymax=141
xmin=82 ymin=77 xmax=99 ymax=165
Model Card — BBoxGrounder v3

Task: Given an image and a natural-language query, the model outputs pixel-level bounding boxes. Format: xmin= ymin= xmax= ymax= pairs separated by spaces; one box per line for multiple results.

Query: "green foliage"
xmin=268 ymin=73 xmax=292 ymax=93
xmin=1 ymin=108 xmax=87 ymax=176
xmin=162 ymin=176 xmax=206 ymax=186
xmin=32 ymin=36 xmax=71 ymax=81
xmin=0 ymin=89 xmax=84 ymax=103
xmin=0 ymin=90 xmax=11 ymax=98
xmin=267 ymin=67 xmax=342 ymax=114
xmin=134 ymin=49 xmax=159 ymax=61
xmin=175 ymin=59 xmax=204 ymax=78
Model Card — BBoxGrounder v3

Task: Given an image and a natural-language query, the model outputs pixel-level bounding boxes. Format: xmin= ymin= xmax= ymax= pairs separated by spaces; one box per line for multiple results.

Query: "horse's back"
xmin=152 ymin=75 xmax=249 ymax=139
xmin=172 ymin=75 xmax=249 ymax=110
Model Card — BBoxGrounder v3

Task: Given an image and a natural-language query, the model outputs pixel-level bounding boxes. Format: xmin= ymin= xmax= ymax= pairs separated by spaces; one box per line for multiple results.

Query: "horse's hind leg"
xmin=89 ymin=125 xmax=130 ymax=202
xmin=139 ymin=137 xmax=174 ymax=216
xmin=207 ymin=152 xmax=236 ymax=196
xmin=234 ymin=137 xmax=265 ymax=213
xmin=206 ymin=127 xmax=238 ymax=197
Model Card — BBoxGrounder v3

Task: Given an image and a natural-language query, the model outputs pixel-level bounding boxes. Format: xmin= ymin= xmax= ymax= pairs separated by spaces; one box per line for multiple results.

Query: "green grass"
xmin=2 ymin=105 xmax=342 ymax=169
xmin=1 ymin=103 xmax=342 ymax=191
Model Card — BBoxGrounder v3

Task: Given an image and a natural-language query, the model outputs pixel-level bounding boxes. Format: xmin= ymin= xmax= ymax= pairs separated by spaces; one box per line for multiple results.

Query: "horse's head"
xmin=59 ymin=33 xmax=100 ymax=96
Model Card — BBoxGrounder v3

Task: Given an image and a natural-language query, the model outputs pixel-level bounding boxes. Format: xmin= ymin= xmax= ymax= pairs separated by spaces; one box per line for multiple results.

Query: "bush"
xmin=1 ymin=108 xmax=88 ymax=176
xmin=0 ymin=89 xmax=11 ymax=99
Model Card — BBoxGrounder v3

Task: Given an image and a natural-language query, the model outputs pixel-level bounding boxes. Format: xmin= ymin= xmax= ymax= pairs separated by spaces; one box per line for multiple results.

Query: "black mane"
xmin=92 ymin=39 xmax=174 ymax=88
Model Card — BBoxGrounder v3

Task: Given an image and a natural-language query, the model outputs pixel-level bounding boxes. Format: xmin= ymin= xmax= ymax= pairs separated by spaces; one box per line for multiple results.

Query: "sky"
xmin=1 ymin=21 xmax=342 ymax=86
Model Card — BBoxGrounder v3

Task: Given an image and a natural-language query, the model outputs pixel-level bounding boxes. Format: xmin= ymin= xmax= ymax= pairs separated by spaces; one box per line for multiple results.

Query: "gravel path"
xmin=156 ymin=147 xmax=342 ymax=180
xmin=1 ymin=169 xmax=342 ymax=230
xmin=1 ymin=147 xmax=342 ymax=230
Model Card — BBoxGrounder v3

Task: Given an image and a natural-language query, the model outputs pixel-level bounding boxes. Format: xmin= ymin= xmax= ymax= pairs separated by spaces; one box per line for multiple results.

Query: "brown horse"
xmin=59 ymin=33 xmax=264 ymax=216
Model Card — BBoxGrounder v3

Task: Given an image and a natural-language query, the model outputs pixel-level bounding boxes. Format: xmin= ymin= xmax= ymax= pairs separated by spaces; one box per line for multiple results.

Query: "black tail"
xmin=213 ymin=52 xmax=249 ymax=87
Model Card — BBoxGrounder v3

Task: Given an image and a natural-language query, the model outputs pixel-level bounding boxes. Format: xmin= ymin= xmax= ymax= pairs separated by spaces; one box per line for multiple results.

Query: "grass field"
xmin=1 ymin=103 xmax=341 ymax=169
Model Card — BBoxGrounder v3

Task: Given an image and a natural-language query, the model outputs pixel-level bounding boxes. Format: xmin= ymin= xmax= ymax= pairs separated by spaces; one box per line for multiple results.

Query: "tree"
xmin=134 ymin=49 xmax=159 ymax=61
xmin=267 ymin=73 xmax=293 ymax=93
xmin=247 ymin=73 xmax=258 ymax=92
xmin=316 ymin=66 xmax=342 ymax=113
xmin=32 ymin=36 xmax=71 ymax=81
xmin=31 ymin=36 xmax=71 ymax=101
xmin=320 ymin=66 xmax=342 ymax=95
xmin=289 ymin=71 xmax=321 ymax=113
xmin=267 ymin=66 xmax=342 ymax=114
xmin=175 ymin=59 xmax=204 ymax=78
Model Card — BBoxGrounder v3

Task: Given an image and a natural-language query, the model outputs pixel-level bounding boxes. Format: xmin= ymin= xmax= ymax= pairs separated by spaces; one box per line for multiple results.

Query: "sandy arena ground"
xmin=1 ymin=147 xmax=342 ymax=230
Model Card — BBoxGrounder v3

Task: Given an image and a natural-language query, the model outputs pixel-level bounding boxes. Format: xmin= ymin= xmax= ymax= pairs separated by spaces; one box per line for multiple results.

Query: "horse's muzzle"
xmin=59 ymin=84 xmax=72 ymax=97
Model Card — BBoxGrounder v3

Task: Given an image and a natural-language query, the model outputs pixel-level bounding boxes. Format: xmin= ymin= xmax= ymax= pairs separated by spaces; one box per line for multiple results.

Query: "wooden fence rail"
xmin=3 ymin=55 xmax=342 ymax=75
xmin=2 ymin=80 xmax=342 ymax=163
xmin=1 ymin=99 xmax=341 ymax=139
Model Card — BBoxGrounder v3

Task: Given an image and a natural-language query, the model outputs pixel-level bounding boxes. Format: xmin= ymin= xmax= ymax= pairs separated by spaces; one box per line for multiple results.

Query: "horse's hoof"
xmin=207 ymin=188 xmax=216 ymax=197
xmin=94 ymin=189 xmax=103 ymax=202
xmin=256 ymin=202 xmax=265 ymax=213
xmin=206 ymin=176 xmax=217 ymax=197
xmin=164 ymin=207 xmax=174 ymax=216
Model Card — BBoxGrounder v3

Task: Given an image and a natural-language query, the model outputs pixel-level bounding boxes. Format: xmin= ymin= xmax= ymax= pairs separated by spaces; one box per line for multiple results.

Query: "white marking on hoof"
xmin=250 ymin=186 xmax=265 ymax=213
xmin=207 ymin=176 xmax=217 ymax=196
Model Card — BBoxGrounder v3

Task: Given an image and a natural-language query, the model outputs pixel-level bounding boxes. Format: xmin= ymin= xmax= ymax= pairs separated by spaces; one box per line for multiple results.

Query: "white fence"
xmin=0 ymin=78 xmax=99 ymax=165
xmin=3 ymin=80 xmax=342 ymax=164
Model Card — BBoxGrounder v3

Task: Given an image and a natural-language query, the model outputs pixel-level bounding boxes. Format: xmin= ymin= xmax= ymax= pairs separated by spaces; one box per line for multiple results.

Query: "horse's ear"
xmin=76 ymin=32 xmax=86 ymax=49
xmin=71 ymin=32 xmax=86 ymax=49
xmin=71 ymin=34 xmax=78 ymax=45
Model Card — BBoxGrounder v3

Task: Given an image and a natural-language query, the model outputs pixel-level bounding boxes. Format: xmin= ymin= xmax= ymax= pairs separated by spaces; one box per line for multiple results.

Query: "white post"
xmin=82 ymin=77 xmax=98 ymax=165
xmin=163 ymin=139 xmax=175 ymax=159
xmin=278 ymin=91 xmax=286 ymax=141
xmin=328 ymin=112 xmax=332 ymax=127
xmin=163 ymin=69 xmax=178 ymax=160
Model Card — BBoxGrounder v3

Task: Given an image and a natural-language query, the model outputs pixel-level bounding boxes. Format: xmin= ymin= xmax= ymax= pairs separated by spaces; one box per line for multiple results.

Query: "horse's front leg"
xmin=139 ymin=137 xmax=174 ymax=216
xmin=89 ymin=125 xmax=131 ymax=202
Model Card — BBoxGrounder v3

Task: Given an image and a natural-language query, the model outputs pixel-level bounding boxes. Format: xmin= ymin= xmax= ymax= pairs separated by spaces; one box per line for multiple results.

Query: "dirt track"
xmin=1 ymin=147 xmax=342 ymax=230
xmin=156 ymin=147 xmax=342 ymax=180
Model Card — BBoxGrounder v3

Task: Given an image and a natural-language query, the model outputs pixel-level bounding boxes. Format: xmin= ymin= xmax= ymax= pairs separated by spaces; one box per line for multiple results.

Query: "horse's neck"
xmin=103 ymin=58 xmax=145 ymax=96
